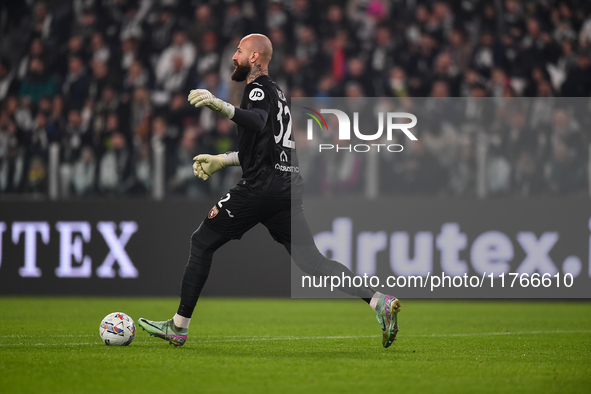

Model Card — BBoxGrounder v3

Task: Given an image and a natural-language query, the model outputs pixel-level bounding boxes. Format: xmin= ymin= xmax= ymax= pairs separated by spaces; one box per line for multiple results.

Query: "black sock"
xmin=177 ymin=303 xmax=195 ymax=318
xmin=177 ymin=223 xmax=230 ymax=319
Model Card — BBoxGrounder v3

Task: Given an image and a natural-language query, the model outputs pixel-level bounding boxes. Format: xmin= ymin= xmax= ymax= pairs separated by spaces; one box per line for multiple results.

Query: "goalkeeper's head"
xmin=231 ymin=34 xmax=273 ymax=81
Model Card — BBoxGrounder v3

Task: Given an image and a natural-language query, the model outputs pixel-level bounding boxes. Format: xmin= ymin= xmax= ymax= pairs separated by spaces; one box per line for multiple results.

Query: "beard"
xmin=231 ymin=61 xmax=250 ymax=82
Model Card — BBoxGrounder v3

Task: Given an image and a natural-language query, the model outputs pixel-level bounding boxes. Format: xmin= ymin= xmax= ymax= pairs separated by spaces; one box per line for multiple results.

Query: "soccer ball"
xmin=99 ymin=312 xmax=136 ymax=346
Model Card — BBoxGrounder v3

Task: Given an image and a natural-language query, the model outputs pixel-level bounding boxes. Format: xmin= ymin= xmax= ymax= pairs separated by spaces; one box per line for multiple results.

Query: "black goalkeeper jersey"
xmin=237 ymin=75 xmax=304 ymax=199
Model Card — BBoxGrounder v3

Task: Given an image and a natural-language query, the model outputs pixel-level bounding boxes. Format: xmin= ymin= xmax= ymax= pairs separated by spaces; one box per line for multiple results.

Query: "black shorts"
xmin=202 ymin=184 xmax=314 ymax=245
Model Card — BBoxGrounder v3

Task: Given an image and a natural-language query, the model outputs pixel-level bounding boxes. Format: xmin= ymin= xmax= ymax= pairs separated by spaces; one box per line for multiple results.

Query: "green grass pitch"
xmin=1 ymin=298 xmax=590 ymax=394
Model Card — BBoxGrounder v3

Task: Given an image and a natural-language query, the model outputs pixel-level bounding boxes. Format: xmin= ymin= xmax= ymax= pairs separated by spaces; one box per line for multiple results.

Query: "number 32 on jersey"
xmin=275 ymin=101 xmax=294 ymax=149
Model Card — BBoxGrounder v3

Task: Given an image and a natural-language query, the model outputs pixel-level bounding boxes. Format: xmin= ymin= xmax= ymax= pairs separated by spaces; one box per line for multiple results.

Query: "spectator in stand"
xmin=123 ymin=60 xmax=149 ymax=92
xmin=91 ymin=86 xmax=121 ymax=151
xmin=57 ymin=35 xmax=88 ymax=76
xmin=24 ymin=155 xmax=47 ymax=194
xmin=295 ymin=25 xmax=320 ymax=73
xmin=97 ymin=112 xmax=123 ymax=159
xmin=315 ymin=74 xmax=336 ymax=98
xmin=368 ymin=25 xmax=396 ymax=80
xmin=151 ymin=116 xmax=178 ymax=178
xmin=18 ymin=58 xmax=57 ymax=104
xmin=266 ymin=1 xmax=291 ymax=34
xmin=219 ymin=2 xmax=248 ymax=42
xmin=488 ymin=67 xmax=509 ymax=98
xmin=0 ymin=58 xmax=19 ymax=101
xmin=431 ymin=52 xmax=461 ymax=96
xmin=90 ymin=33 xmax=111 ymax=65
xmin=29 ymin=2 xmax=56 ymax=45
xmin=28 ymin=111 xmax=49 ymax=161
xmin=401 ymin=138 xmax=448 ymax=195
xmin=132 ymin=142 xmax=151 ymax=195
xmin=0 ymin=109 xmax=25 ymax=193
xmin=561 ymin=48 xmax=591 ymax=96
xmin=520 ymin=18 xmax=561 ymax=75
xmin=118 ymin=2 xmax=146 ymax=42
xmin=47 ymin=95 xmax=66 ymax=142
xmin=61 ymin=109 xmax=89 ymax=163
xmin=386 ymin=67 xmax=408 ymax=97
xmin=71 ymin=145 xmax=96 ymax=196
xmin=187 ymin=4 xmax=218 ymax=46
xmin=292 ymin=0 xmax=317 ymax=34
xmin=147 ymin=6 xmax=178 ymax=66
xmin=448 ymin=28 xmax=472 ymax=75
xmin=322 ymin=4 xmax=350 ymax=39
xmin=62 ymin=56 xmax=90 ymax=110
xmin=17 ymin=38 xmax=52 ymax=81
xmin=513 ymin=150 xmax=545 ymax=197
xmin=551 ymin=107 xmax=586 ymax=159
xmin=154 ymin=55 xmax=190 ymax=106
xmin=449 ymin=138 xmax=477 ymax=197
xmin=165 ymin=92 xmax=191 ymax=144
xmin=343 ymin=58 xmax=374 ymax=96
xmin=168 ymin=128 xmax=206 ymax=197
xmin=503 ymin=0 xmax=525 ymax=33
xmin=546 ymin=142 xmax=585 ymax=195
xmin=119 ymin=37 xmax=142 ymax=72
xmin=71 ymin=8 xmax=100 ymax=41
xmin=98 ymin=132 xmax=134 ymax=195
xmin=193 ymin=31 xmax=220 ymax=83
xmin=268 ymin=28 xmax=288 ymax=78
xmin=88 ymin=60 xmax=118 ymax=102
xmin=471 ymin=31 xmax=498 ymax=79
xmin=130 ymin=86 xmax=151 ymax=146
xmin=13 ymin=96 xmax=34 ymax=136
xmin=155 ymin=30 xmax=196 ymax=89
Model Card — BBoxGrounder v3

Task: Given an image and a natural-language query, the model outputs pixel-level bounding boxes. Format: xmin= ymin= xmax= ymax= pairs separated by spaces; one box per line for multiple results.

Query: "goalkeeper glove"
xmin=188 ymin=89 xmax=235 ymax=119
xmin=193 ymin=152 xmax=240 ymax=180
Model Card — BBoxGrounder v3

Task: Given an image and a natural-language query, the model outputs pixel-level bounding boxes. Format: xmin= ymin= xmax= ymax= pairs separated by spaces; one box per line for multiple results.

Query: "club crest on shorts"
xmin=208 ymin=205 xmax=219 ymax=219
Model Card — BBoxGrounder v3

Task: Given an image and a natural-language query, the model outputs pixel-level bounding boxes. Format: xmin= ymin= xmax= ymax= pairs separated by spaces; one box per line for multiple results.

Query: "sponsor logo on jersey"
xmin=208 ymin=206 xmax=219 ymax=219
xmin=280 ymin=151 xmax=288 ymax=162
xmin=249 ymin=88 xmax=265 ymax=101
xmin=275 ymin=163 xmax=300 ymax=173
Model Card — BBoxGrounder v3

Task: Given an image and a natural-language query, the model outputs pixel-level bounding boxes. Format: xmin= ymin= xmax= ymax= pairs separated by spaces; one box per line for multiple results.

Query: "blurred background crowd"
xmin=0 ymin=0 xmax=589 ymax=199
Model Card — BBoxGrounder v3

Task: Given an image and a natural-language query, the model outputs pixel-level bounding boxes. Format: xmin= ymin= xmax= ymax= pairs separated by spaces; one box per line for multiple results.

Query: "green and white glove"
xmin=193 ymin=152 xmax=240 ymax=180
xmin=187 ymin=89 xmax=235 ymax=119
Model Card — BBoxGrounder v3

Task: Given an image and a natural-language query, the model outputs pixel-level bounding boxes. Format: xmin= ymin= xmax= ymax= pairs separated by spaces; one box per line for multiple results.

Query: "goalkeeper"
xmin=138 ymin=34 xmax=400 ymax=348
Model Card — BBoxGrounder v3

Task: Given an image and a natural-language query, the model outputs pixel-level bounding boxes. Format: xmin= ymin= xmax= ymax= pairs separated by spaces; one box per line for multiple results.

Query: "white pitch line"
xmin=192 ymin=329 xmax=591 ymax=343
xmin=193 ymin=335 xmax=376 ymax=343
xmin=0 ymin=342 xmax=101 ymax=347
xmin=1 ymin=330 xmax=589 ymax=347
xmin=0 ymin=334 xmax=94 ymax=338
xmin=403 ymin=329 xmax=591 ymax=338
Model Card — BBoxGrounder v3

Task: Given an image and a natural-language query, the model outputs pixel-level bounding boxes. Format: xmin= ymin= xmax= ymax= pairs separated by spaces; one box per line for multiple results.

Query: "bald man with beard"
xmin=139 ymin=34 xmax=401 ymax=349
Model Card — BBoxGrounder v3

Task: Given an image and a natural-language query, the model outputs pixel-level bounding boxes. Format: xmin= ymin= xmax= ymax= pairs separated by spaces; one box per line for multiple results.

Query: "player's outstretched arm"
xmin=192 ymin=152 xmax=240 ymax=181
xmin=188 ymin=89 xmax=235 ymax=119
xmin=188 ymin=89 xmax=268 ymax=132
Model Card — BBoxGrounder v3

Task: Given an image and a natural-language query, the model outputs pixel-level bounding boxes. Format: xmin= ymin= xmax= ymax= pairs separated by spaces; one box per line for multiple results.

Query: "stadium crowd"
xmin=0 ymin=0 xmax=589 ymax=198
